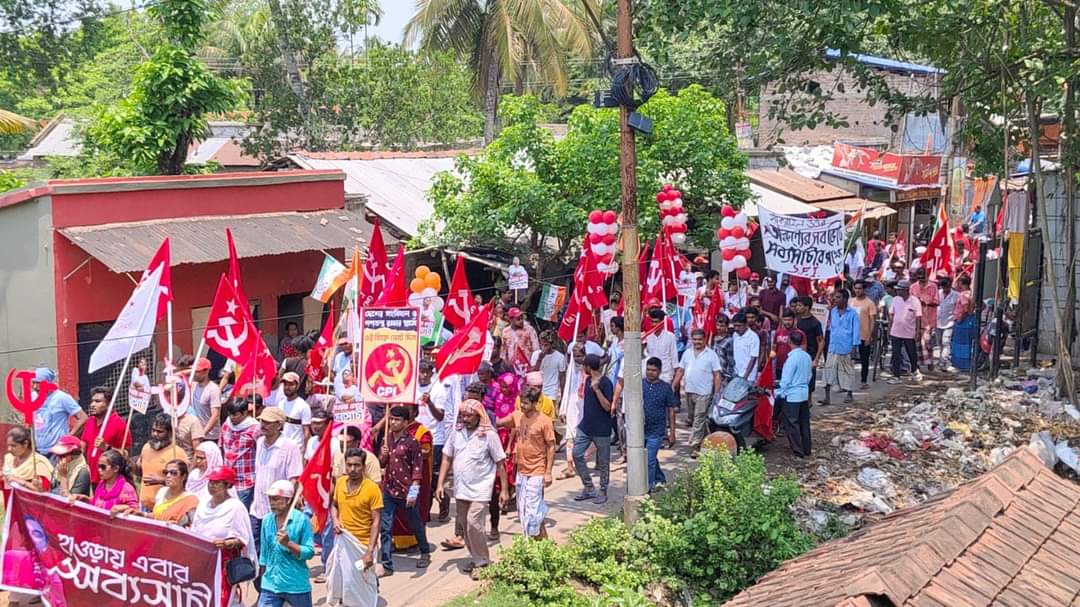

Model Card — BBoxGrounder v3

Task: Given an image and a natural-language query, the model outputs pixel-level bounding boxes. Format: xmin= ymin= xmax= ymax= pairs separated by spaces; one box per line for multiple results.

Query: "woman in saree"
xmin=190 ymin=467 xmax=256 ymax=607
xmin=2 ymin=426 xmax=53 ymax=496
xmin=489 ymin=372 xmax=519 ymax=536
xmin=113 ymin=459 xmax=199 ymax=527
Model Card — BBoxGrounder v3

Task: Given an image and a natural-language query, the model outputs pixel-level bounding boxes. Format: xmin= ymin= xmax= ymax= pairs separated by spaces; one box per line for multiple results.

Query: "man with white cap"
xmin=30 ymin=367 xmax=87 ymax=457
xmin=251 ymin=407 xmax=303 ymax=557
xmin=191 ymin=357 xmax=223 ymax=442
xmin=278 ymin=371 xmax=311 ymax=449
xmin=259 ymin=479 xmax=315 ymax=607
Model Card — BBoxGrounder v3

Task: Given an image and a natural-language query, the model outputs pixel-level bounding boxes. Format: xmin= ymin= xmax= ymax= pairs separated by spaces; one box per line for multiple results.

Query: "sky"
xmin=369 ymin=1 xmax=413 ymax=44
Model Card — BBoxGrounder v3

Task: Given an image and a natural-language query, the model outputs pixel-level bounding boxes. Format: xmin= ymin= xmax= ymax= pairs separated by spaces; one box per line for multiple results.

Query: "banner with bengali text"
xmin=1 ymin=488 xmax=220 ymax=607
xmin=759 ymin=202 xmax=846 ymax=279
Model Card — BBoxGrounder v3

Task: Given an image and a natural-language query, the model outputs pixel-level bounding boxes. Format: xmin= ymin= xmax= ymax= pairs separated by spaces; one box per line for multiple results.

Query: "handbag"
xmin=226 ymin=556 xmax=256 ymax=585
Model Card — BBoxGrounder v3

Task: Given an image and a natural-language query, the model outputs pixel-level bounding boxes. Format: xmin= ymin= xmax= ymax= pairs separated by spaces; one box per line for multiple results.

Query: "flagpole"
xmin=92 ymin=289 xmax=158 ymax=461
xmin=559 ymin=312 xmax=582 ymax=418
xmin=164 ymin=299 xmax=176 ymax=459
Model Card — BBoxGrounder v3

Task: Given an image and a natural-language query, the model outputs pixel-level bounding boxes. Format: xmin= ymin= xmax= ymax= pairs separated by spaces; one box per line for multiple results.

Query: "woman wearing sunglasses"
xmin=70 ymin=448 xmax=138 ymax=511
xmin=112 ymin=459 xmax=199 ymax=526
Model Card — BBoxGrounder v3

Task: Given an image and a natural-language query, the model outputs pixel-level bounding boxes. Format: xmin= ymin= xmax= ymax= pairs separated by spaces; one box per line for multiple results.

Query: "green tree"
xmin=404 ymin=0 xmax=597 ymax=144
xmin=419 ymin=86 xmax=749 ymax=288
xmin=85 ymin=0 xmax=241 ymax=175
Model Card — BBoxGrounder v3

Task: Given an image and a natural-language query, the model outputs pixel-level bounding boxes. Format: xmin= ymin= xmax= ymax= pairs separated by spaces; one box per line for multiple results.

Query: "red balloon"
xmin=717 ymin=228 xmax=731 ymax=240
xmin=589 ymin=210 xmax=603 ymax=223
xmin=602 ymin=210 xmax=617 ymax=224
xmin=601 ymin=234 xmax=616 ymax=245
xmin=670 ymin=190 xmax=681 ymax=199
xmin=736 ymin=267 xmax=752 ymax=280
xmin=738 ymin=249 xmax=751 ymax=259
xmin=655 ymin=192 xmax=666 ymax=203
xmin=721 ymin=204 xmax=736 ymax=218
xmin=589 ymin=232 xmax=603 ymax=244
xmin=663 ymin=183 xmax=673 ymax=191
xmin=747 ymin=223 xmax=758 ymax=237
xmin=731 ymin=226 xmax=745 ymax=239
xmin=673 ymin=223 xmax=687 ymax=233
xmin=722 ymin=248 xmax=736 ymax=261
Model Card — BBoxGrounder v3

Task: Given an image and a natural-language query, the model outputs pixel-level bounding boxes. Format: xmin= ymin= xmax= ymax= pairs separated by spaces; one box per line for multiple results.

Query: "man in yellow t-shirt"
xmin=331 ymin=448 xmax=383 ymax=571
xmin=514 ymin=373 xmax=556 ymax=420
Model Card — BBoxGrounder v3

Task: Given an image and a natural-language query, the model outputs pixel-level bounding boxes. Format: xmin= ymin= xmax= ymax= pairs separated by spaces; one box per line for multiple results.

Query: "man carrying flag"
xmin=436 ymin=302 xmax=493 ymax=379
xmin=204 ymin=274 xmax=276 ymax=398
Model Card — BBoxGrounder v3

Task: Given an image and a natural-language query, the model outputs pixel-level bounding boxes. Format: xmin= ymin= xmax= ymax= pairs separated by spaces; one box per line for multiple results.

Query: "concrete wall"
xmin=758 ymin=68 xmax=939 ymax=147
xmin=0 ymin=194 xmax=58 ymax=423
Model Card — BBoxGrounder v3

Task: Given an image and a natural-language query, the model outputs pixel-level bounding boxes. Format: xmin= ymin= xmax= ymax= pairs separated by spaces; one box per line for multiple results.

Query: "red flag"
xmin=557 ymin=250 xmax=608 ymax=342
xmin=920 ymin=204 xmax=954 ymax=277
xmin=643 ymin=238 xmax=677 ymax=304
xmin=143 ymin=238 xmax=172 ymax=322
xmin=752 ymin=357 xmax=776 ymax=442
xmin=226 ymin=228 xmax=250 ymax=312
xmin=204 ymin=274 xmax=274 ymax=395
xmin=443 ymin=255 xmax=477 ymax=329
xmin=375 ymin=245 xmax=408 ymax=307
xmin=300 ymin=421 xmax=334 ymax=532
xmin=361 ymin=219 xmax=389 ymax=306
xmin=309 ymin=301 xmax=336 ymax=373
xmin=436 ymin=301 xmax=492 ymax=377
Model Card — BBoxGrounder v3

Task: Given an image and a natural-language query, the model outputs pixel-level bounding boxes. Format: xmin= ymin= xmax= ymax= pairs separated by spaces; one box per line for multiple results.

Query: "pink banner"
xmin=1 ymin=488 xmax=220 ymax=607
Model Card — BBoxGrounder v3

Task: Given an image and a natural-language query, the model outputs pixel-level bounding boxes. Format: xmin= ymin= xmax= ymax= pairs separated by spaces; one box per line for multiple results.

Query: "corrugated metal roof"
xmin=18 ymin=118 xmax=81 ymax=160
xmin=812 ymin=198 xmax=897 ymax=219
xmin=188 ymin=137 xmax=229 ymax=164
xmin=744 ymin=183 xmax=820 ymax=216
xmin=59 ymin=209 xmax=372 ymax=273
xmin=288 ymin=153 xmax=463 ymax=236
xmin=825 ymin=48 xmax=944 ymax=76
xmin=748 ymin=169 xmax=855 ymax=203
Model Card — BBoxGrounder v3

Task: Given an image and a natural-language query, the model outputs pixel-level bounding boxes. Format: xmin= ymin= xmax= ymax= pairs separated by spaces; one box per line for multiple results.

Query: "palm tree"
xmin=0 ymin=109 xmax=36 ymax=135
xmin=405 ymin=0 xmax=597 ymax=144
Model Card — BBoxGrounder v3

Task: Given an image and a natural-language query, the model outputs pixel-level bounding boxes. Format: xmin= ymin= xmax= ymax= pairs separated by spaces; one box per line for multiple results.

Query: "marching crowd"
xmin=2 ymin=228 xmax=981 ymax=607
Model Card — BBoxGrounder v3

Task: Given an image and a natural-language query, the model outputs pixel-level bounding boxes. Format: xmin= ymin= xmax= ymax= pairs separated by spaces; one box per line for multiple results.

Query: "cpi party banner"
xmin=758 ymin=202 xmax=846 ymax=279
xmin=361 ymin=307 xmax=420 ymax=404
xmin=1 ymin=488 xmax=220 ymax=607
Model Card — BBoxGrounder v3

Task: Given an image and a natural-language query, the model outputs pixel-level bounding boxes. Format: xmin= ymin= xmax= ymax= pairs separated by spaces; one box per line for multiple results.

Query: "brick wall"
xmin=758 ymin=67 xmax=939 ymax=147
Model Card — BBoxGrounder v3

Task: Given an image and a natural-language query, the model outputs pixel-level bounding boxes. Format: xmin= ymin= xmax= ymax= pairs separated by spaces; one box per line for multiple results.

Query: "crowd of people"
xmin=1 ymin=230 xmax=981 ymax=606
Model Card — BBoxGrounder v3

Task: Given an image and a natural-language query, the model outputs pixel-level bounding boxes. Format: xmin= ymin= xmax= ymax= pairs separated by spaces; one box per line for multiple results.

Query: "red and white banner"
xmin=1 ymin=488 xmax=221 ymax=607
xmin=831 ymin=142 xmax=941 ymax=188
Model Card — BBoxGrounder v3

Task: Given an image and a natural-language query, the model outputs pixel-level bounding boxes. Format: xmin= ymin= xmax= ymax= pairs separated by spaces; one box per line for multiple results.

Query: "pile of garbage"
xmin=792 ymin=381 xmax=1080 ymax=537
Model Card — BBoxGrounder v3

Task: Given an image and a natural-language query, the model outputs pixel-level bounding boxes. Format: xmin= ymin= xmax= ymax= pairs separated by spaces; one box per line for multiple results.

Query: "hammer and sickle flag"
xmin=435 ymin=301 xmax=492 ymax=378
xmin=204 ymin=273 xmax=275 ymax=395
xmin=301 ymin=420 xmax=335 ymax=532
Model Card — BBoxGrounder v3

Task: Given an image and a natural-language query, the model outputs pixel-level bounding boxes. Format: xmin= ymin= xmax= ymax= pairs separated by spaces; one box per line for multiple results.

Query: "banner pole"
xmin=92 ymin=290 xmax=157 ymax=461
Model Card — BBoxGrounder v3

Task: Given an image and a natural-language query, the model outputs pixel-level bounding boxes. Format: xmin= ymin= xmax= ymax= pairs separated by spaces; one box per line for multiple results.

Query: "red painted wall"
xmin=50 ymin=171 xmax=342 ymax=228
xmin=47 ymin=171 xmax=346 ymax=395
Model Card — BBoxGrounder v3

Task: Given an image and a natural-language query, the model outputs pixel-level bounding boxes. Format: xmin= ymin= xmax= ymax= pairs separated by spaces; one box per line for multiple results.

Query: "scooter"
xmin=707 ymin=376 xmax=767 ymax=453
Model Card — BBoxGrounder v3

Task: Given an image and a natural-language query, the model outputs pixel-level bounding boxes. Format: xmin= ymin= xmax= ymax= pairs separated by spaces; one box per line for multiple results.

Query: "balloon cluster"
xmin=408 ymin=265 xmax=445 ymax=311
xmin=656 ymin=184 xmax=688 ymax=245
xmin=586 ymin=210 xmax=620 ymax=273
xmin=716 ymin=204 xmax=756 ymax=280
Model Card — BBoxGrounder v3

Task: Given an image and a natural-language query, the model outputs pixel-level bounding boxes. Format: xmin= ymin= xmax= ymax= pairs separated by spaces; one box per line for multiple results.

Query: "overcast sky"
xmin=369 ymin=1 xmax=412 ymax=44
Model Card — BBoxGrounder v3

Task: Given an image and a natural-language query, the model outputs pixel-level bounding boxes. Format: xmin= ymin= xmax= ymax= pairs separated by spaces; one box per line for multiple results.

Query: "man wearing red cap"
xmin=192 ymin=357 xmax=223 ymax=443
xmin=501 ymin=307 xmax=540 ymax=377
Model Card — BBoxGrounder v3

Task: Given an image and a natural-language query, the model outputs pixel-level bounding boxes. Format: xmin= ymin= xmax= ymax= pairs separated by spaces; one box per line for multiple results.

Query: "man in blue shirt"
xmin=572 ymin=354 xmax=614 ymax=505
xmin=642 ymin=357 xmax=678 ymax=491
xmin=31 ymin=367 xmax=87 ymax=458
xmin=821 ymin=289 xmax=861 ymax=406
xmin=776 ymin=332 xmax=812 ymax=457
xmin=259 ymin=479 xmax=315 ymax=607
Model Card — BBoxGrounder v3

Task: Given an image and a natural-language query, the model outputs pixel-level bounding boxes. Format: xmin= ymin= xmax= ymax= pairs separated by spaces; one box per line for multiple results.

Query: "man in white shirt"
xmin=644 ymin=308 xmax=679 ymax=383
xmin=278 ymin=371 xmax=311 ymax=449
xmin=250 ymin=406 xmax=303 ymax=557
xmin=673 ymin=329 xmax=722 ymax=453
xmin=530 ymin=330 xmax=567 ymax=406
xmin=416 ymin=360 xmax=448 ymax=520
xmin=731 ymin=312 xmax=761 ymax=383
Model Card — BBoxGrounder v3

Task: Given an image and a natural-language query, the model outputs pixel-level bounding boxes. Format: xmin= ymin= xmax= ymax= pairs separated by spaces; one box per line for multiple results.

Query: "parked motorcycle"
xmin=707 ymin=376 xmax=767 ymax=453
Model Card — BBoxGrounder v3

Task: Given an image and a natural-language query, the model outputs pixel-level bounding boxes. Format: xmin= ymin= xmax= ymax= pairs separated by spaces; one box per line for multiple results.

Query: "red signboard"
xmin=2 ymin=488 xmax=221 ymax=607
xmin=831 ymin=142 xmax=941 ymax=187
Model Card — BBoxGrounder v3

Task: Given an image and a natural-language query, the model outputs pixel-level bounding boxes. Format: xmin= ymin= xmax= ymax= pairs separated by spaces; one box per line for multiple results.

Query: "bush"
xmin=480 ymin=536 xmax=582 ymax=606
xmin=633 ymin=449 xmax=813 ymax=603
xmin=565 ymin=517 xmax=649 ymax=590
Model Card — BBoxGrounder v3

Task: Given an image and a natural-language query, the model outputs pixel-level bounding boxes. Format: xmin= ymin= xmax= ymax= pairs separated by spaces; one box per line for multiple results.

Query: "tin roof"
xmin=825 ymin=49 xmax=944 ymax=76
xmin=59 ymin=209 xmax=372 ymax=273
xmin=723 ymin=447 xmax=1080 ymax=607
xmin=748 ymin=169 xmax=858 ymax=203
xmin=287 ymin=151 xmax=474 ymax=237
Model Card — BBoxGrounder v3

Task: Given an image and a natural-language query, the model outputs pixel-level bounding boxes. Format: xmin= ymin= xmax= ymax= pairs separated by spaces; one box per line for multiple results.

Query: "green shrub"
xmin=480 ymin=536 xmax=583 ymax=606
xmin=565 ymin=517 xmax=649 ymax=590
xmin=633 ymin=450 xmax=812 ymax=603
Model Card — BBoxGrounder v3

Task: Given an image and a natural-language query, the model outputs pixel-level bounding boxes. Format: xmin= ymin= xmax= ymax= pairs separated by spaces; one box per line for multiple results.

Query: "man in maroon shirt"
xmin=759 ymin=274 xmax=787 ymax=324
xmin=773 ymin=309 xmax=806 ymax=382
xmin=80 ymin=386 xmax=131 ymax=482
xmin=378 ymin=405 xmax=430 ymax=575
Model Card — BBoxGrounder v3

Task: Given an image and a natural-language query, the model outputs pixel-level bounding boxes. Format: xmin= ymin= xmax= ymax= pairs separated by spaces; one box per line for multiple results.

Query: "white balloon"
xmin=676 ymin=213 xmax=687 ymax=224
xmin=662 ymin=216 xmax=674 ymax=226
xmin=672 ymin=233 xmax=687 ymax=245
xmin=720 ymin=236 xmax=737 ymax=249
xmin=721 ymin=216 xmax=735 ymax=230
xmin=408 ymin=292 xmax=425 ymax=307
xmin=421 ymin=287 xmax=437 ymax=298
xmin=660 ymin=200 xmax=672 ymax=211
xmin=432 ymin=297 xmax=445 ymax=311
xmin=606 ymin=223 xmax=619 ymax=235
xmin=733 ymin=212 xmax=748 ymax=228
xmin=722 ymin=259 xmax=735 ymax=273
xmin=593 ymin=243 xmax=609 ymax=256
xmin=731 ymin=255 xmax=747 ymax=269
xmin=733 ymin=237 xmax=750 ymax=249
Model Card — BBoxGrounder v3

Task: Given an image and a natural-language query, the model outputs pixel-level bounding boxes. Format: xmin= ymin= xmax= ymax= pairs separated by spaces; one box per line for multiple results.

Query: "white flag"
xmin=88 ymin=264 xmax=164 ymax=373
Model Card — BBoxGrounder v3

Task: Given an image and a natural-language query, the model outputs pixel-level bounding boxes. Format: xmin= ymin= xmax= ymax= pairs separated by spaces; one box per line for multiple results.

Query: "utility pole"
xmin=616 ymin=0 xmax=648 ymax=515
